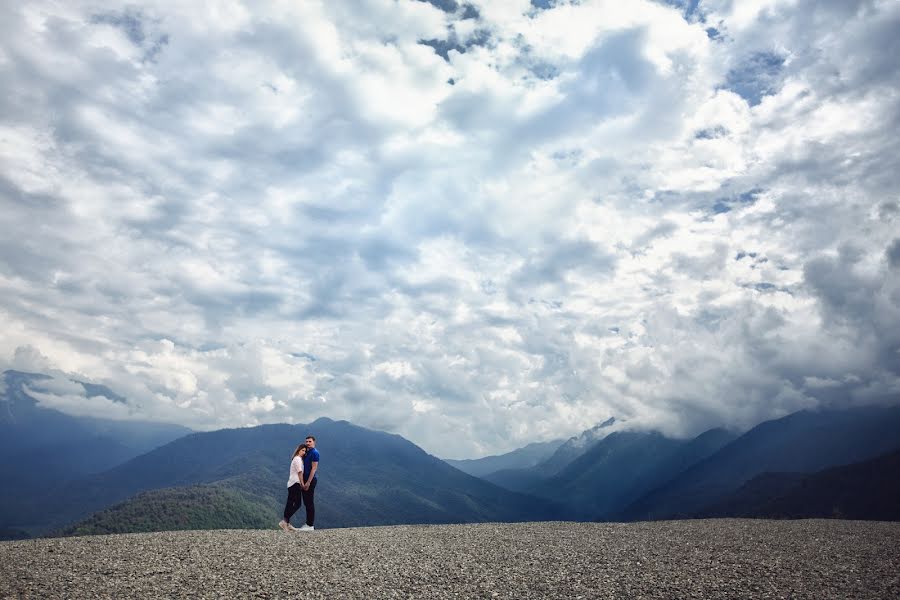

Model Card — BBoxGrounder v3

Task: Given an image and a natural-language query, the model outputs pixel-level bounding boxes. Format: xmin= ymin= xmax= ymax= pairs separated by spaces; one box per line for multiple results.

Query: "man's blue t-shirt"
xmin=303 ymin=447 xmax=320 ymax=482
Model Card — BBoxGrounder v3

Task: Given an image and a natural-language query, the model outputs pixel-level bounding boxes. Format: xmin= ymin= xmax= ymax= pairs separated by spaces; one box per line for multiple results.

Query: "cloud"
xmin=1 ymin=0 xmax=899 ymax=458
xmin=886 ymin=238 xmax=900 ymax=269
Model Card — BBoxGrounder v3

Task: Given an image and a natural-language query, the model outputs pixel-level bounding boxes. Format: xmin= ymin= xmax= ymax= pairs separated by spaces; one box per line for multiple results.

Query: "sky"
xmin=1 ymin=0 xmax=898 ymax=459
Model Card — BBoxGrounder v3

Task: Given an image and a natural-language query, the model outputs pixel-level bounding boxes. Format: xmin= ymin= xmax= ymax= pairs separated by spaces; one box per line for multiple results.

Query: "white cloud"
xmin=1 ymin=0 xmax=898 ymax=458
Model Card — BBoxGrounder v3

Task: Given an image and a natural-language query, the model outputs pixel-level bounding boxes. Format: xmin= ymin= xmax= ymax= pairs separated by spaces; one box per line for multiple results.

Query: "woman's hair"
xmin=292 ymin=444 xmax=308 ymax=458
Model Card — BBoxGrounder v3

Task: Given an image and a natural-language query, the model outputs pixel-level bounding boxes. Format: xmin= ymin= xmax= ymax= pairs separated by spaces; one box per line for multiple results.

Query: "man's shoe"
xmin=298 ymin=524 xmax=315 ymax=531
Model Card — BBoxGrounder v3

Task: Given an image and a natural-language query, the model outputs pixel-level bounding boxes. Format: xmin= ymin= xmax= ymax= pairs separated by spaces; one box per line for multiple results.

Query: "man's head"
xmin=305 ymin=435 xmax=316 ymax=449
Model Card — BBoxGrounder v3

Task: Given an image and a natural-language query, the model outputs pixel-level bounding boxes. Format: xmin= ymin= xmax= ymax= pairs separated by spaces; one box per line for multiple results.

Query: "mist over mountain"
xmin=1 ymin=370 xmax=191 ymax=453
xmin=620 ymin=405 xmax=900 ymax=521
xmin=480 ymin=425 xmax=735 ymax=518
xmin=542 ymin=417 xmax=619 ymax=477
xmin=479 ymin=417 xmax=621 ymax=493
xmin=444 ymin=438 xmax=564 ymax=478
xmin=542 ymin=428 xmax=738 ymax=519
xmin=0 ymin=370 xmax=191 ymax=536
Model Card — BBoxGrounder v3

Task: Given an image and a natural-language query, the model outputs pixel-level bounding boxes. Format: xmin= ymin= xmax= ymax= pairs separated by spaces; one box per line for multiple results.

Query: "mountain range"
xmin=545 ymin=427 xmax=738 ymax=519
xmin=476 ymin=416 xmax=621 ymax=493
xmin=458 ymin=404 xmax=900 ymax=523
xmin=618 ymin=404 xmax=900 ymax=521
xmin=9 ymin=416 xmax=565 ymax=537
xmin=3 ymin=368 xmax=898 ymax=538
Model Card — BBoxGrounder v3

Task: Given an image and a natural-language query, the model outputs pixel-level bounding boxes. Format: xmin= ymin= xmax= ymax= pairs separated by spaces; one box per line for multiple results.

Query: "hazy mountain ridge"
xmin=699 ymin=448 xmax=900 ymax=520
xmin=444 ymin=438 xmax=564 ymax=477
xmin=539 ymin=427 xmax=738 ymax=519
xmin=480 ymin=422 xmax=736 ymax=517
xmin=478 ymin=416 xmax=621 ymax=493
xmin=483 ymin=466 xmax=546 ymax=493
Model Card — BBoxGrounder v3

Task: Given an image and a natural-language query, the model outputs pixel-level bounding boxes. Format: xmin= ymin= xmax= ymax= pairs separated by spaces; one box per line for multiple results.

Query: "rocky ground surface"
xmin=1 ymin=519 xmax=898 ymax=599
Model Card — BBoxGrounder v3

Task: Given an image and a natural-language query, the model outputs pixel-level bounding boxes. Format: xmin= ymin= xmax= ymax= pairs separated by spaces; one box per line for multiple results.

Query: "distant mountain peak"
xmin=76 ymin=381 xmax=126 ymax=403
xmin=444 ymin=438 xmax=566 ymax=477
xmin=2 ymin=369 xmax=50 ymax=380
xmin=565 ymin=416 xmax=618 ymax=449
xmin=1 ymin=370 xmax=47 ymax=424
xmin=2 ymin=369 xmax=51 ymax=393
xmin=1 ymin=371 xmax=131 ymax=425
xmin=527 ymin=416 xmax=621 ymax=479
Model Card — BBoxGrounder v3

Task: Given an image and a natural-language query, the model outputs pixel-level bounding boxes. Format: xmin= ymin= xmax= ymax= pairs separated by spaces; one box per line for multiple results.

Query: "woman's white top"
xmin=287 ymin=455 xmax=304 ymax=487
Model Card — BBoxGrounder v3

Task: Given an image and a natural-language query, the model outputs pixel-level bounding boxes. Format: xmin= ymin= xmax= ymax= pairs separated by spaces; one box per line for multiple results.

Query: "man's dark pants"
xmin=301 ymin=478 xmax=317 ymax=526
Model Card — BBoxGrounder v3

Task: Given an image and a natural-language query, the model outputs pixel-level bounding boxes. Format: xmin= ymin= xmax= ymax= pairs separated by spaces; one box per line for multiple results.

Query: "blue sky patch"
xmin=417 ymin=0 xmax=458 ymax=12
xmin=695 ymin=125 xmax=728 ymax=140
xmin=725 ymin=52 xmax=786 ymax=106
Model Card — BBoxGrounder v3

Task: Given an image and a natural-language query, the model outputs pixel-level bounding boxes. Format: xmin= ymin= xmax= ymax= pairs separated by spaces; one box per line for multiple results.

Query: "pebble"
xmin=1 ymin=519 xmax=898 ymax=599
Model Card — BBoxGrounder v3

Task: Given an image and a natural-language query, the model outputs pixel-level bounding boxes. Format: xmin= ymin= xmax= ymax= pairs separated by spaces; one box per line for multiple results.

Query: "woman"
xmin=279 ymin=444 xmax=307 ymax=531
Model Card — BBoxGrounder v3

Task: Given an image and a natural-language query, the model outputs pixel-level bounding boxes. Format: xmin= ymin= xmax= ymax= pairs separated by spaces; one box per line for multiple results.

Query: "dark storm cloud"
xmin=802 ymin=243 xmax=900 ymax=377
xmin=804 ymin=249 xmax=881 ymax=328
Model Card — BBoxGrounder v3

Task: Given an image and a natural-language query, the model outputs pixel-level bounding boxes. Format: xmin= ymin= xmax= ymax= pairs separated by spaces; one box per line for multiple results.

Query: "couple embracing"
xmin=280 ymin=435 xmax=319 ymax=532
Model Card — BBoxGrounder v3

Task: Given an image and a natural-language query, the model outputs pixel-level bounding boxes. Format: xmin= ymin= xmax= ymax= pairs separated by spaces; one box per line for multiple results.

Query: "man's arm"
xmin=304 ymin=461 xmax=318 ymax=488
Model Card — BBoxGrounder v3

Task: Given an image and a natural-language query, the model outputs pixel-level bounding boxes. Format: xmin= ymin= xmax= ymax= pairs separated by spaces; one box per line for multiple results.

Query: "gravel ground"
xmin=1 ymin=519 xmax=898 ymax=599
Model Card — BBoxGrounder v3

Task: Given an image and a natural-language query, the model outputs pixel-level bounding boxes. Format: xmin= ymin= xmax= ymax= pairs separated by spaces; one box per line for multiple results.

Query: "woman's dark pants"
xmin=283 ymin=483 xmax=303 ymax=522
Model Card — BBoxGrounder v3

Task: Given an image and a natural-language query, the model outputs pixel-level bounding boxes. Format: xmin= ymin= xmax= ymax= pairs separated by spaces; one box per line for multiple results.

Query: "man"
xmin=298 ymin=435 xmax=319 ymax=531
